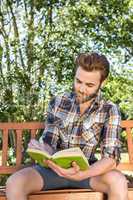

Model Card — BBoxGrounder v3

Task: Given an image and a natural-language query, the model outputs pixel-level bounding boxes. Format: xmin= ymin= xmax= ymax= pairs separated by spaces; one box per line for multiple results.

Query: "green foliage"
xmin=0 ymin=0 xmax=133 ymax=122
xmin=103 ymin=70 xmax=133 ymax=119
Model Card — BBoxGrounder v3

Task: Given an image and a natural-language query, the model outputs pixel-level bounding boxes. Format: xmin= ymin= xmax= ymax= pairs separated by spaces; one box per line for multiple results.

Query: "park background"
xmin=0 ymin=0 xmax=133 ymax=184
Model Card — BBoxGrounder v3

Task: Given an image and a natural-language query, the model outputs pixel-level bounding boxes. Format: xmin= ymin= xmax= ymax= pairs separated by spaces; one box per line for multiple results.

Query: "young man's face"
xmin=74 ymin=67 xmax=102 ymax=104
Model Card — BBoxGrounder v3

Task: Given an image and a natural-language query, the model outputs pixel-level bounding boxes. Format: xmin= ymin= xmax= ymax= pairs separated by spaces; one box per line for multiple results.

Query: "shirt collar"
xmin=94 ymin=89 xmax=102 ymax=107
xmin=69 ymin=90 xmax=102 ymax=116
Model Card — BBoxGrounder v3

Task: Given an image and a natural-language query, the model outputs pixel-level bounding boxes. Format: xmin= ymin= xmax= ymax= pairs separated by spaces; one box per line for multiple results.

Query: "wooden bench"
xmin=0 ymin=120 xmax=133 ymax=200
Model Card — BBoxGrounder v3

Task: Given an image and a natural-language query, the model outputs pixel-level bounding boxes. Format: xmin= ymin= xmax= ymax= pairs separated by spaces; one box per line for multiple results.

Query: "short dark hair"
xmin=75 ymin=52 xmax=110 ymax=82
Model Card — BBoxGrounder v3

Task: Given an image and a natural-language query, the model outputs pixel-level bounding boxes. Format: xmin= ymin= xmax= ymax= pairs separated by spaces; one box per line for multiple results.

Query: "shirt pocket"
xmin=81 ymin=122 xmax=103 ymax=146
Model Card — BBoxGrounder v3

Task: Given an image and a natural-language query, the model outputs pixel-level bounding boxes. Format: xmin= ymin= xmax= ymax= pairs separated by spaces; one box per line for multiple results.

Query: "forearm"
xmin=86 ymin=157 xmax=116 ymax=178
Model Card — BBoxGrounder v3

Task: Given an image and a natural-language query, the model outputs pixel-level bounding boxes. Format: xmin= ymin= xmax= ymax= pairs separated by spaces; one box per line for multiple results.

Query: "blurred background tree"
xmin=0 ymin=0 xmax=133 ymax=122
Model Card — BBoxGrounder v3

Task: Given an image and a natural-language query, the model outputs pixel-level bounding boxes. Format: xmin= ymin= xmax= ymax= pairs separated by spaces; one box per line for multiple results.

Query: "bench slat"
xmin=0 ymin=121 xmax=133 ymax=200
xmin=0 ymin=188 xmax=104 ymax=200
xmin=16 ymin=130 xmax=23 ymax=165
xmin=29 ymin=192 xmax=104 ymax=200
xmin=126 ymin=128 xmax=133 ymax=163
xmin=121 ymin=120 xmax=133 ymax=128
xmin=2 ymin=129 xmax=8 ymax=166
xmin=31 ymin=129 xmax=37 ymax=139
xmin=0 ymin=122 xmax=45 ymax=129
xmin=0 ymin=166 xmax=23 ymax=174
xmin=0 ymin=121 xmax=133 ymax=173
xmin=117 ymin=163 xmax=133 ymax=171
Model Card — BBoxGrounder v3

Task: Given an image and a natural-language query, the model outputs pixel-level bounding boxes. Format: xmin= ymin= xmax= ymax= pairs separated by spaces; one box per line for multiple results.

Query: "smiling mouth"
xmin=77 ymin=93 xmax=86 ymax=98
xmin=76 ymin=94 xmax=87 ymax=101
xmin=76 ymin=92 xmax=98 ymax=103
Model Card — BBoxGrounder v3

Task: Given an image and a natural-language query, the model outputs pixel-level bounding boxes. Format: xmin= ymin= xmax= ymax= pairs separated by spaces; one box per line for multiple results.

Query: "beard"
xmin=75 ymin=86 xmax=101 ymax=104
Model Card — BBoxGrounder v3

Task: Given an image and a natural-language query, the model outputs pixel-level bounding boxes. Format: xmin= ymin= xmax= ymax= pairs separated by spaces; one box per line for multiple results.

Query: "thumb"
xmin=72 ymin=161 xmax=80 ymax=172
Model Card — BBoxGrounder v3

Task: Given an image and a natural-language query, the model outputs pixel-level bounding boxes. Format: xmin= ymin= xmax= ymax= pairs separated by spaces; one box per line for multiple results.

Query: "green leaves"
xmin=0 ymin=0 xmax=133 ymax=121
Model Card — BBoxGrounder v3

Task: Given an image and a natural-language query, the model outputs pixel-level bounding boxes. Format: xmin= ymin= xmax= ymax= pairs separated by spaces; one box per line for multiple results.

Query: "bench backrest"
xmin=0 ymin=120 xmax=133 ymax=174
xmin=118 ymin=120 xmax=133 ymax=170
xmin=0 ymin=122 xmax=45 ymax=174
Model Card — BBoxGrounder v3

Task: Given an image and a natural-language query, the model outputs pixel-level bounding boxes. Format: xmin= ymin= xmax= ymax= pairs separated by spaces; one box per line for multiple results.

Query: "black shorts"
xmin=33 ymin=164 xmax=91 ymax=190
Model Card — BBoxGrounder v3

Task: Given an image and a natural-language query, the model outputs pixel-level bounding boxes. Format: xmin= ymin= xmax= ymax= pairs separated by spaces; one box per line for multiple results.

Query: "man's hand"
xmin=45 ymin=160 xmax=89 ymax=181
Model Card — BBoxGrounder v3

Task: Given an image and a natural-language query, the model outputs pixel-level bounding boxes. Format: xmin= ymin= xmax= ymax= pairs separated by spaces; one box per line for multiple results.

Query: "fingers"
xmin=46 ymin=160 xmax=80 ymax=178
xmin=45 ymin=160 xmax=83 ymax=181
xmin=46 ymin=160 xmax=65 ymax=176
xmin=46 ymin=160 xmax=62 ymax=172
xmin=72 ymin=161 xmax=80 ymax=172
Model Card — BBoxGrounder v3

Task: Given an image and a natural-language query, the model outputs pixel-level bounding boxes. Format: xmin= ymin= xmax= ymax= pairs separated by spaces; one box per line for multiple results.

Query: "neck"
xmin=79 ymin=99 xmax=93 ymax=115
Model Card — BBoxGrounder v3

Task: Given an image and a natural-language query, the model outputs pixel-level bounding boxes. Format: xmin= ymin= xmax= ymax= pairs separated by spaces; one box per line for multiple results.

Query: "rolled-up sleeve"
xmin=42 ymin=97 xmax=60 ymax=150
xmin=100 ymin=104 xmax=121 ymax=164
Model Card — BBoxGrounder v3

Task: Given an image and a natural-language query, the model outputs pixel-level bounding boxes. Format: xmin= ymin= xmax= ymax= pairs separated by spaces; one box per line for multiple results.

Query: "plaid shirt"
xmin=42 ymin=91 xmax=121 ymax=164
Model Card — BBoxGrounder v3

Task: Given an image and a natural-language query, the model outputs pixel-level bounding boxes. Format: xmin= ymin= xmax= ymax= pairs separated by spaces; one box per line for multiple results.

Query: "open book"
xmin=27 ymin=147 xmax=89 ymax=170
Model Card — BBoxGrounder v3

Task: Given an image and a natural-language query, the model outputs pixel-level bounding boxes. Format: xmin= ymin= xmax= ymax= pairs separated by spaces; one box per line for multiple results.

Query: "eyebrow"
xmin=75 ymin=77 xmax=96 ymax=86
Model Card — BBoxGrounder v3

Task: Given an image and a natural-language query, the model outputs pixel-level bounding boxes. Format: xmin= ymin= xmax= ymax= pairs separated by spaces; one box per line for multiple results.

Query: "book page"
xmin=27 ymin=148 xmax=51 ymax=159
xmin=53 ymin=147 xmax=88 ymax=165
xmin=53 ymin=147 xmax=81 ymax=156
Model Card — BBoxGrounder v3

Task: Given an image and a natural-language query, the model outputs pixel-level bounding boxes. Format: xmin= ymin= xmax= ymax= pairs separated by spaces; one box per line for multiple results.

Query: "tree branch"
xmin=6 ymin=0 xmax=25 ymax=68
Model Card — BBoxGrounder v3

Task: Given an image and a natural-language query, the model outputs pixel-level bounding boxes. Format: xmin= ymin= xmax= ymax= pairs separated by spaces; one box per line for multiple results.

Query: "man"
xmin=6 ymin=52 xmax=128 ymax=200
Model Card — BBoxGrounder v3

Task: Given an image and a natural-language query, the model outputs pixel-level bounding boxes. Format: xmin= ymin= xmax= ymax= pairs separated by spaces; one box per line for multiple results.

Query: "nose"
xmin=79 ymin=84 xmax=86 ymax=93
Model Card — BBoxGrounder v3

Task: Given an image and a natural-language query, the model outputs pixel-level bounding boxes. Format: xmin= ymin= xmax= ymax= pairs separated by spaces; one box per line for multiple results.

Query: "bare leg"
xmin=90 ymin=170 xmax=128 ymax=200
xmin=6 ymin=167 xmax=43 ymax=200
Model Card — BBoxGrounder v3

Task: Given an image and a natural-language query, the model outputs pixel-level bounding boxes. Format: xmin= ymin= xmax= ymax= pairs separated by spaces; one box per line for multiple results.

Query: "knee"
xmin=6 ymin=172 xmax=25 ymax=197
xmin=103 ymin=170 xmax=128 ymax=190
